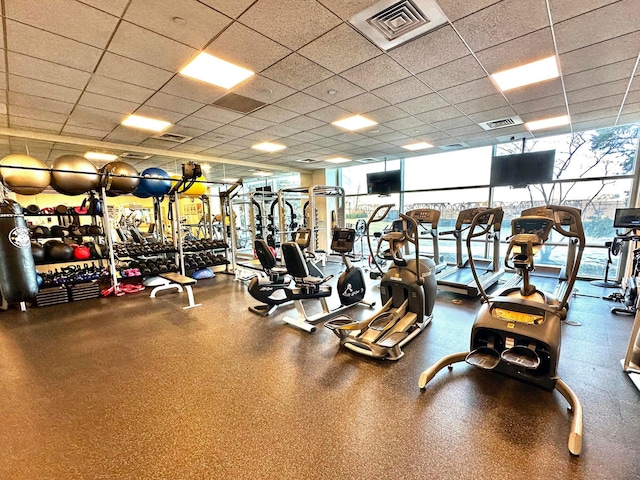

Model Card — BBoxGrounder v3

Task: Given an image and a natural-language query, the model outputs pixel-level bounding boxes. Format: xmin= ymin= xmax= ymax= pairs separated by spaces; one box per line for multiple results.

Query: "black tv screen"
xmin=366 ymin=170 xmax=401 ymax=195
xmin=614 ymin=208 xmax=640 ymax=228
xmin=490 ymin=150 xmax=556 ymax=187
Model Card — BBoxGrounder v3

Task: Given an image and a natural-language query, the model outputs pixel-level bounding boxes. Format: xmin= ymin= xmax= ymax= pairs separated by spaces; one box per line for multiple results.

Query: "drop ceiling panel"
xmin=168 ymin=126 xmax=208 ymax=138
xmin=6 ymin=0 xmax=119 ymax=48
xmin=78 ymin=91 xmax=139 ymax=115
xmin=198 ymin=0 xmax=255 ymax=19
xmin=384 ymin=116 xmax=428 ymax=131
xmin=9 ymin=105 xmax=69 ymax=124
xmin=60 ymin=124 xmax=112 ymax=139
xmin=206 ymin=22 xmax=292 ymax=72
xmin=367 ymin=105 xmax=411 ymax=123
xmin=418 ymin=55 xmax=488 ymax=91
xmin=440 ymin=77 xmax=499 ymax=105
xmin=134 ymin=105 xmax=186 ymax=123
xmin=298 ymin=24 xmax=382 ymax=73
xmin=280 ymin=116 xmax=326 ymax=132
xmin=454 ymin=93 xmax=510 ymax=115
xmin=468 ymin=106 xmax=518 ymax=123
xmin=7 ymin=92 xmax=74 ymax=115
xmin=77 ymin=0 xmax=129 ymax=16
xmin=85 ymin=75 xmax=155 ymax=104
xmin=7 ymin=52 xmax=91 ymax=90
xmin=5 ymin=20 xmax=103 ymax=72
xmin=503 ymin=78 xmax=564 ymax=104
xmin=229 ymin=115 xmax=275 ymax=132
xmin=95 ymin=53 xmax=175 ymax=91
xmin=336 ymin=93 xmax=389 ymax=114
xmin=68 ymin=106 xmax=124 ymax=130
xmin=103 ymin=126 xmax=152 ymax=145
xmin=341 ymin=55 xmax=412 ymax=91
xmin=9 ymin=116 xmax=63 ymax=133
xmin=430 ymin=116 xmax=475 ymax=130
xmin=548 ymin=0 xmax=619 ymax=23
xmin=160 ymin=76 xmax=226 ymax=104
xmin=560 ymin=31 xmax=640 ymax=76
xmin=233 ymin=75 xmax=296 ymax=103
xmin=512 ymin=94 xmax=566 ymax=115
xmin=145 ymin=92 xmax=204 ymax=116
xmin=474 ymin=28 xmax=555 ymax=74
xmin=273 ymin=92 xmax=329 ymax=115
xmin=395 ymin=94 xmax=452 ymax=115
xmin=435 ymin=0 xmax=502 ymax=22
xmin=176 ymin=116 xmax=224 ymax=132
xmin=125 ymin=0 xmax=231 ymax=50
xmin=108 ymin=21 xmax=197 ymax=72
xmin=307 ymin=105 xmax=352 ymax=123
xmin=317 ymin=0 xmax=379 ymax=21
xmin=261 ymin=54 xmax=333 ymax=90
xmin=569 ymin=95 xmax=624 ymax=115
xmin=563 ymin=59 xmax=637 ymax=92
xmin=418 ymin=105 xmax=461 ymax=123
xmin=520 ymin=107 xmax=568 ymax=123
xmin=8 ymin=75 xmax=82 ymax=104
xmin=566 ymin=80 xmax=630 ymax=104
xmin=388 ymin=25 xmax=470 ymax=74
xmin=554 ymin=0 xmax=640 ymax=53
xmin=303 ymin=76 xmax=366 ymax=104
xmin=372 ymin=77 xmax=433 ymax=105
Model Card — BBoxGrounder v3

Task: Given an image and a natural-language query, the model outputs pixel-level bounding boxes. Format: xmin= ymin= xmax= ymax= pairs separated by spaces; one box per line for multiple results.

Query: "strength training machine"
xmin=418 ymin=205 xmax=585 ymax=456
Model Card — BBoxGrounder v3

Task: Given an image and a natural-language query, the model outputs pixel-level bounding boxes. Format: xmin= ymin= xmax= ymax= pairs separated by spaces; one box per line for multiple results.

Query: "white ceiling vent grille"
xmin=121 ymin=152 xmax=153 ymax=160
xmin=478 ymin=116 xmax=524 ymax=131
xmin=350 ymin=0 xmax=448 ymax=50
xmin=439 ymin=142 xmax=469 ymax=151
xmin=356 ymin=157 xmax=378 ymax=163
xmin=154 ymin=132 xmax=193 ymax=143
xmin=296 ymin=158 xmax=322 ymax=164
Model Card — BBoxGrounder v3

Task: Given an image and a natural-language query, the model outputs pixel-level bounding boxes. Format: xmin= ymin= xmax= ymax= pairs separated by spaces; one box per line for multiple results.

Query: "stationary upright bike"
xmin=418 ymin=206 xmax=585 ymax=455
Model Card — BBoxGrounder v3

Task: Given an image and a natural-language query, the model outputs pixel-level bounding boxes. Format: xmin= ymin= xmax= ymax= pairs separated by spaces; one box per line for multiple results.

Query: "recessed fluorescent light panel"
xmin=253 ymin=171 xmax=273 ymax=177
xmin=121 ymin=115 xmax=171 ymax=132
xmin=325 ymin=157 xmax=351 ymax=164
xmin=491 ymin=56 xmax=559 ymax=91
xmin=84 ymin=151 xmax=118 ymax=161
xmin=402 ymin=142 xmax=433 ymax=151
xmin=525 ymin=115 xmax=570 ymax=131
xmin=180 ymin=52 xmax=254 ymax=89
xmin=252 ymin=142 xmax=286 ymax=152
xmin=332 ymin=115 xmax=378 ymax=131
xmin=221 ymin=177 xmax=239 ymax=183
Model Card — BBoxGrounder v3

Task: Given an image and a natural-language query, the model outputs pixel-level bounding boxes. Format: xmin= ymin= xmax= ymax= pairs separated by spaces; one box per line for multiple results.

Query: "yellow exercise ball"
xmin=171 ymin=175 xmax=207 ymax=197
xmin=0 ymin=154 xmax=51 ymax=195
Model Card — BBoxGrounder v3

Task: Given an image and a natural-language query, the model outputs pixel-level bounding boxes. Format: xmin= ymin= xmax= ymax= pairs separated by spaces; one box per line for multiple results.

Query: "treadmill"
xmin=436 ymin=207 xmax=504 ymax=297
xmin=406 ymin=208 xmax=448 ymax=274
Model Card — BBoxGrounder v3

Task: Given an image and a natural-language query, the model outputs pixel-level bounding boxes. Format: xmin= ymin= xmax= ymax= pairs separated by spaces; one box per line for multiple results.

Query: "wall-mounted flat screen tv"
xmin=613 ymin=208 xmax=640 ymax=229
xmin=366 ymin=170 xmax=402 ymax=195
xmin=490 ymin=150 xmax=556 ymax=187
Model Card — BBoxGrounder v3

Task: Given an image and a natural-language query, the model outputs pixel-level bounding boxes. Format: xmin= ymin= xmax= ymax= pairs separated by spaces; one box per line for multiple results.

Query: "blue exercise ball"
xmin=139 ymin=167 xmax=171 ymax=197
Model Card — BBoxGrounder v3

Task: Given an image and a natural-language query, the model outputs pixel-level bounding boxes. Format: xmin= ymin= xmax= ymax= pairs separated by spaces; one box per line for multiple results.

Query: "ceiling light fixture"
xmin=180 ymin=52 xmax=254 ymax=89
xmin=332 ymin=114 xmax=378 ymax=131
xmin=252 ymin=142 xmax=286 ymax=152
xmin=84 ymin=151 xmax=119 ymax=161
xmin=221 ymin=177 xmax=238 ymax=183
xmin=253 ymin=171 xmax=273 ymax=177
xmin=402 ymin=142 xmax=433 ymax=151
xmin=325 ymin=157 xmax=351 ymax=164
xmin=491 ymin=56 xmax=560 ymax=91
xmin=121 ymin=114 xmax=172 ymax=132
xmin=525 ymin=115 xmax=570 ymax=131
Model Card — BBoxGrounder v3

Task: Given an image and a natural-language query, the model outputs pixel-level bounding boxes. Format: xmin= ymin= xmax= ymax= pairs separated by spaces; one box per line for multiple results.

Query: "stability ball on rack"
xmin=100 ymin=161 xmax=140 ymax=196
xmin=138 ymin=167 xmax=171 ymax=197
xmin=51 ymin=155 xmax=100 ymax=195
xmin=0 ymin=154 xmax=51 ymax=195
xmin=171 ymin=175 xmax=207 ymax=197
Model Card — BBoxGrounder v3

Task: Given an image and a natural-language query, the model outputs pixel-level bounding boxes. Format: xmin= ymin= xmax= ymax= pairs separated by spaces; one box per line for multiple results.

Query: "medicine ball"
xmin=138 ymin=167 xmax=171 ymax=197
xmin=0 ymin=154 xmax=51 ymax=195
xmin=100 ymin=161 xmax=140 ymax=196
xmin=73 ymin=245 xmax=91 ymax=260
xmin=51 ymin=155 xmax=100 ymax=195
xmin=31 ymin=241 xmax=46 ymax=264
xmin=44 ymin=240 xmax=74 ymax=262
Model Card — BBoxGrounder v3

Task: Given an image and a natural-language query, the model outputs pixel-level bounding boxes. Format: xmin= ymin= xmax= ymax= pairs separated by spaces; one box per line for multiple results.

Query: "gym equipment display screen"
xmin=490 ymin=150 xmax=555 ymax=187
xmin=366 ymin=170 xmax=401 ymax=195
xmin=613 ymin=208 xmax=640 ymax=228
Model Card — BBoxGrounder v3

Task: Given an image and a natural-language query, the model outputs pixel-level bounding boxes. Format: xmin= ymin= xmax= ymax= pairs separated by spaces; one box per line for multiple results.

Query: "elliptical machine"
xmin=325 ymin=205 xmax=437 ymax=361
xmin=418 ymin=206 xmax=585 ymax=455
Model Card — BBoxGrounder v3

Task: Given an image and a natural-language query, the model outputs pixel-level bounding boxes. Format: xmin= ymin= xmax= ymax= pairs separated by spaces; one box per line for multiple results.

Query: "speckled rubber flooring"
xmin=1 ymin=266 xmax=638 ymax=480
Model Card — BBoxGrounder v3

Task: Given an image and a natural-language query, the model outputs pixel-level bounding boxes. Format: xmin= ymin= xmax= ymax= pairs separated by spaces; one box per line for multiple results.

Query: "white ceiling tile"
xmin=468 ymin=106 xmax=518 ymax=123
xmin=6 ymin=20 xmax=102 ymax=72
xmin=307 ymin=105 xmax=352 ymax=123
xmin=430 ymin=116 xmax=475 ymax=131
xmin=230 ymin=116 xmax=275 ymax=131
xmin=520 ymin=107 xmax=569 ymax=123
xmin=372 ymin=77 xmax=433 ymax=104
xmin=145 ymin=92 xmax=204 ymax=116
xmin=169 ymin=143 xmax=210 ymax=153
xmin=233 ymin=75 xmax=296 ymax=103
xmin=560 ymin=31 xmax=640 ymax=75
xmin=161 ymin=76 xmax=227 ymax=104
xmin=341 ymin=55 xmax=411 ymax=91
xmin=95 ymin=53 xmax=174 ymax=91
xmin=549 ymin=0 xmax=620 ymax=23
xmin=9 ymin=105 xmax=68 ymax=124
xmin=8 ymin=75 xmax=82 ymax=104
xmin=176 ymin=116 xmax=224 ymax=131
xmin=455 ymin=93 xmax=509 ymax=115
xmin=199 ymin=0 xmax=254 ymax=18
xmin=67 ymin=106 xmax=126 ymax=130
xmin=239 ymin=0 xmax=341 ymax=50
xmin=78 ymin=91 xmax=139 ymax=115
xmin=303 ymin=76 xmax=366 ymax=104
xmin=77 ymin=0 xmax=128 ymax=16
xmin=274 ymin=92 xmax=330 ymax=115
xmin=503 ymin=78 xmax=564 ymax=104
xmin=9 ymin=116 xmax=63 ymax=133
xmin=317 ymin=0 xmax=378 ymax=20
xmin=417 ymin=55 xmax=488 ymax=91
xmin=193 ymin=105 xmax=244 ymax=123
xmin=563 ymin=59 xmax=636 ymax=92
xmin=554 ymin=0 xmax=640 ymax=53
xmin=7 ymin=92 xmax=74 ymax=115
xmin=388 ymin=26 xmax=470 ymax=74
xmin=135 ymin=105 xmax=185 ymax=123
xmin=125 ymin=0 xmax=231 ymax=50
xmin=299 ymin=24 xmax=382 ymax=73
xmin=206 ymin=22 xmax=291 ymax=73
xmin=570 ymin=95 xmax=624 ymax=115
xmin=61 ymin=124 xmax=111 ymax=139
xmin=436 ymin=0 xmax=502 ymax=22
xmin=86 ymin=75 xmax=155 ymax=104
xmin=367 ymin=105 xmax=410 ymax=123
xmin=6 ymin=0 xmax=119 ymax=48
xmin=384 ymin=116 xmax=428 ymax=131
xmin=7 ymin=52 xmax=91 ymax=90
xmin=250 ymin=105 xmax=300 ymax=123
xmin=418 ymin=105 xmax=462 ymax=123
xmin=512 ymin=94 xmax=566 ymax=115
xmin=474 ymin=28 xmax=555 ymax=74
xmin=307 ymin=124 xmax=343 ymax=137
xmin=395 ymin=94 xmax=452 ymax=115
xmin=440 ymin=77 xmax=498 ymax=104
xmin=336 ymin=93 xmax=389 ymax=114
xmin=168 ymin=126 xmax=208 ymax=138
xmin=571 ymin=107 xmax=620 ymax=123
xmin=261 ymin=54 xmax=333 ymax=91
xmin=454 ymin=0 xmax=550 ymax=52
xmin=286 ymin=131 xmax=325 ymax=142
xmin=566 ymin=80 xmax=630 ymax=104
xmin=109 ymin=21 xmax=197 ymax=72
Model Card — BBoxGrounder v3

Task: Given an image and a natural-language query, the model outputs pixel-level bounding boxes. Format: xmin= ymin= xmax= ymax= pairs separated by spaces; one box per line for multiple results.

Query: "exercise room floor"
xmin=1 ymin=265 xmax=638 ymax=480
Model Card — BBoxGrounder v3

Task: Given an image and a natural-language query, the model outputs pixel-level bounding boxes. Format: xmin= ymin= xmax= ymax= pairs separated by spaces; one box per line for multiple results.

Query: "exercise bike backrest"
xmin=255 ymin=239 xmax=278 ymax=271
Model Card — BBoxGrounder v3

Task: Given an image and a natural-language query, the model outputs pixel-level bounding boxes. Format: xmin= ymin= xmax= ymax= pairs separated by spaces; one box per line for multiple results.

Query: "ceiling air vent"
xmin=356 ymin=158 xmax=378 ymax=164
xmin=349 ymin=0 xmax=448 ymax=51
xmin=296 ymin=158 xmax=322 ymax=164
xmin=478 ymin=116 xmax=524 ymax=131
xmin=213 ymin=92 xmax=266 ymax=114
xmin=121 ymin=152 xmax=153 ymax=160
xmin=154 ymin=132 xmax=193 ymax=143
xmin=439 ymin=142 xmax=469 ymax=151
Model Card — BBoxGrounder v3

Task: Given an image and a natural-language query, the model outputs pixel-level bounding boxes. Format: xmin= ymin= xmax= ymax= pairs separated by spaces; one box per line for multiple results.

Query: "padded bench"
xmin=149 ymin=272 xmax=201 ymax=309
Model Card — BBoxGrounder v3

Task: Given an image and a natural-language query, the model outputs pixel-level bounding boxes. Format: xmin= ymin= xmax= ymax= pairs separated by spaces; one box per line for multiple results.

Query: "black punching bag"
xmin=0 ymin=200 xmax=38 ymax=306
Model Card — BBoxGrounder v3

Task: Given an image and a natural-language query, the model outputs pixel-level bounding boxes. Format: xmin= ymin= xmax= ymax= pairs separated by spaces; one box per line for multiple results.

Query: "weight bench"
xmin=149 ymin=272 xmax=201 ymax=309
